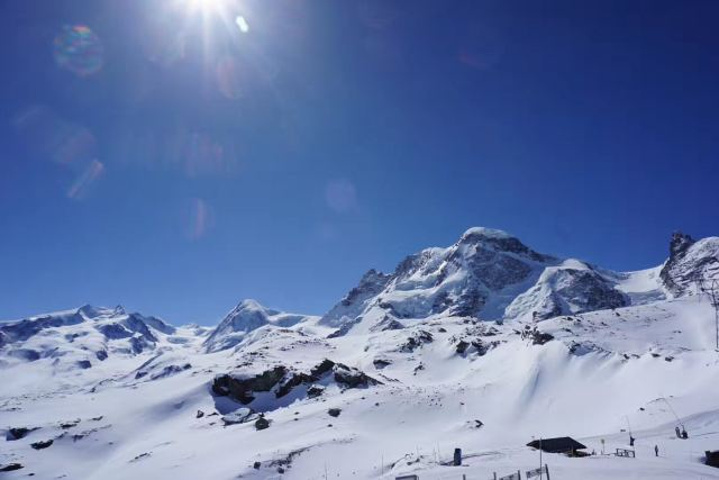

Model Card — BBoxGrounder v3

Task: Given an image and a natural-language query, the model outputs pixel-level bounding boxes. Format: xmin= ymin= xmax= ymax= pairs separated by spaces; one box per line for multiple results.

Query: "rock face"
xmin=204 ymin=300 xmax=311 ymax=353
xmin=212 ymin=359 xmax=381 ymax=408
xmin=320 ymin=270 xmax=393 ymax=328
xmin=660 ymin=232 xmax=719 ymax=296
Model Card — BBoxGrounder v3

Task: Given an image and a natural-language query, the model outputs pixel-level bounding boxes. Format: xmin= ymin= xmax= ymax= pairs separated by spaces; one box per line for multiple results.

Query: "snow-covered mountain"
xmin=0 ymin=305 xmax=194 ymax=370
xmin=203 ymin=299 xmax=315 ymax=353
xmin=320 ymin=227 xmax=659 ymax=334
xmin=2 ymin=228 xmax=719 ymax=480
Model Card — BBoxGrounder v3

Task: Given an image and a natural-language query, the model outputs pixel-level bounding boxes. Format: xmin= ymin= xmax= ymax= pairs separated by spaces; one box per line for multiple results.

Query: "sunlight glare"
xmin=186 ymin=0 xmax=226 ymax=14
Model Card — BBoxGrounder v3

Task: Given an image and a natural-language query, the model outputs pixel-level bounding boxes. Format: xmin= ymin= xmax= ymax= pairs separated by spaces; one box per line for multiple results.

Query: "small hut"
xmin=527 ymin=437 xmax=587 ymax=456
xmin=706 ymin=450 xmax=719 ymax=468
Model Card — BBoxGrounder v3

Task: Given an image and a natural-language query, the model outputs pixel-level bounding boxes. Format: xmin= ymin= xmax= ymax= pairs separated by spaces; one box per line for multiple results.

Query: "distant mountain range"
xmin=2 ymin=228 xmax=719 ymax=479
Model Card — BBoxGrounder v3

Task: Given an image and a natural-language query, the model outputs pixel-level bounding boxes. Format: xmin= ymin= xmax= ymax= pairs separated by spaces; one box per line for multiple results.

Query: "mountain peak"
xmin=77 ymin=304 xmax=112 ymax=319
xmin=236 ymin=299 xmax=266 ymax=312
xmin=459 ymin=227 xmax=514 ymax=242
xmin=204 ymin=300 xmax=310 ymax=353
xmin=669 ymin=231 xmax=695 ymax=258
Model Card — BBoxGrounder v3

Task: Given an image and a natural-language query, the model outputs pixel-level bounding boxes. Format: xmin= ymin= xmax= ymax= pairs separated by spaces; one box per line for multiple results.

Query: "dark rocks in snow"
xmin=520 ymin=327 xmax=554 ymax=345
xmin=129 ymin=336 xmax=153 ymax=354
xmin=399 ymin=330 xmax=434 ymax=353
xmin=454 ymin=338 xmax=499 ymax=356
xmin=95 ymin=350 xmax=108 ymax=361
xmin=213 ymin=359 xmax=381 ymax=407
xmin=97 ymin=323 xmax=133 ymax=340
xmin=326 ymin=320 xmax=359 ymax=338
xmin=253 ymin=461 xmax=261 ymax=469
xmin=0 ymin=463 xmax=24 ymax=472
xmin=275 ymin=372 xmax=316 ymax=399
xmin=196 ymin=410 xmax=205 ymax=418
xmin=328 ymin=408 xmax=341 ymax=417
xmin=130 ymin=452 xmax=152 ymax=463
xmin=333 ymin=363 xmax=381 ymax=389
xmin=531 ymin=331 xmax=554 ymax=345
xmin=76 ymin=360 xmax=92 ymax=369
xmin=254 ymin=416 xmax=271 ymax=431
xmin=212 ymin=366 xmax=287 ymax=404
xmin=568 ymin=341 xmax=600 ymax=356
xmin=374 ymin=315 xmax=404 ymax=332
xmin=7 ymin=348 xmax=41 ymax=362
xmin=141 ymin=363 xmax=192 ymax=381
xmin=6 ymin=426 xmax=39 ymax=440
xmin=373 ymin=358 xmax=391 ymax=369
xmin=31 ymin=439 xmax=54 ymax=450
xmin=310 ymin=359 xmax=336 ymax=377
xmin=59 ymin=419 xmax=80 ymax=429
xmin=307 ymin=385 xmax=325 ymax=398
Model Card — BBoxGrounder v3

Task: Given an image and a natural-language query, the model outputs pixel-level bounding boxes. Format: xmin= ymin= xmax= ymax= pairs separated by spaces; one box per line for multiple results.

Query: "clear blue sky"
xmin=2 ymin=0 xmax=719 ymax=324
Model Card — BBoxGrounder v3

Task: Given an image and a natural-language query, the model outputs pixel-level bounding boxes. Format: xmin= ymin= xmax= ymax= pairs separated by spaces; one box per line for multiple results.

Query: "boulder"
xmin=255 ymin=416 xmax=271 ymax=431
xmin=212 ymin=366 xmax=287 ymax=404
xmin=31 ymin=439 xmax=54 ymax=450
xmin=307 ymin=385 xmax=325 ymax=398
xmin=6 ymin=426 xmax=38 ymax=441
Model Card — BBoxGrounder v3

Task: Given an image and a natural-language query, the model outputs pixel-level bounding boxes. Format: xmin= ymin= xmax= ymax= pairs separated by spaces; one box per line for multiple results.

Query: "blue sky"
xmin=2 ymin=0 xmax=719 ymax=324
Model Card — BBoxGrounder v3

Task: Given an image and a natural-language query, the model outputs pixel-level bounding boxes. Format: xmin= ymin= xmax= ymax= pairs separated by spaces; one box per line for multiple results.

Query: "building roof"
xmin=526 ymin=437 xmax=587 ymax=453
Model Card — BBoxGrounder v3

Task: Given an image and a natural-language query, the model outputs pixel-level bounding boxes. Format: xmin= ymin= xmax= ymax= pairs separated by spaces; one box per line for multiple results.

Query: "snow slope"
xmin=2 ymin=228 xmax=719 ymax=479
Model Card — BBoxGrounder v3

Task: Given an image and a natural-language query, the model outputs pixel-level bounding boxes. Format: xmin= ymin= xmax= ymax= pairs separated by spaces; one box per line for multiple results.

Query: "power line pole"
xmin=698 ymin=277 xmax=719 ymax=351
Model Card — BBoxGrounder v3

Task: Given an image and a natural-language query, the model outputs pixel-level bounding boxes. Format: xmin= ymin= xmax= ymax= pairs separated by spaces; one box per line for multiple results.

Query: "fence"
xmin=615 ymin=448 xmax=635 ymax=458
xmin=396 ymin=464 xmax=550 ymax=480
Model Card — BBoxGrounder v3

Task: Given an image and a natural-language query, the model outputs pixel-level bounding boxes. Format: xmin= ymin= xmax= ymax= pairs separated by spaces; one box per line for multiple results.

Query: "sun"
xmin=185 ymin=0 xmax=228 ymax=15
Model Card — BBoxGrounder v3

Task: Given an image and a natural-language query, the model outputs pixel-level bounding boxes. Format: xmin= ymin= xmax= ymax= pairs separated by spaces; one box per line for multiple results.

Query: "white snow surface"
xmin=3 ymin=229 xmax=719 ymax=479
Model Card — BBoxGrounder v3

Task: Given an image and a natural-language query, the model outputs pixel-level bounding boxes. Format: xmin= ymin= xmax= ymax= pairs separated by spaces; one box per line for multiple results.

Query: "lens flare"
xmin=326 ymin=179 xmax=358 ymax=214
xmin=235 ymin=16 xmax=249 ymax=33
xmin=67 ymin=160 xmax=105 ymax=200
xmin=185 ymin=198 xmax=213 ymax=240
xmin=216 ymin=56 xmax=245 ymax=99
xmin=53 ymin=25 xmax=104 ymax=76
xmin=13 ymin=106 xmax=97 ymax=166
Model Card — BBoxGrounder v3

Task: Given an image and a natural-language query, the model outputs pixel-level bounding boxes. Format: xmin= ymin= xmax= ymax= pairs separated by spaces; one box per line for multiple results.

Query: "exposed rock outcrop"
xmin=212 ymin=359 xmax=381 ymax=408
xmin=660 ymin=232 xmax=719 ymax=296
